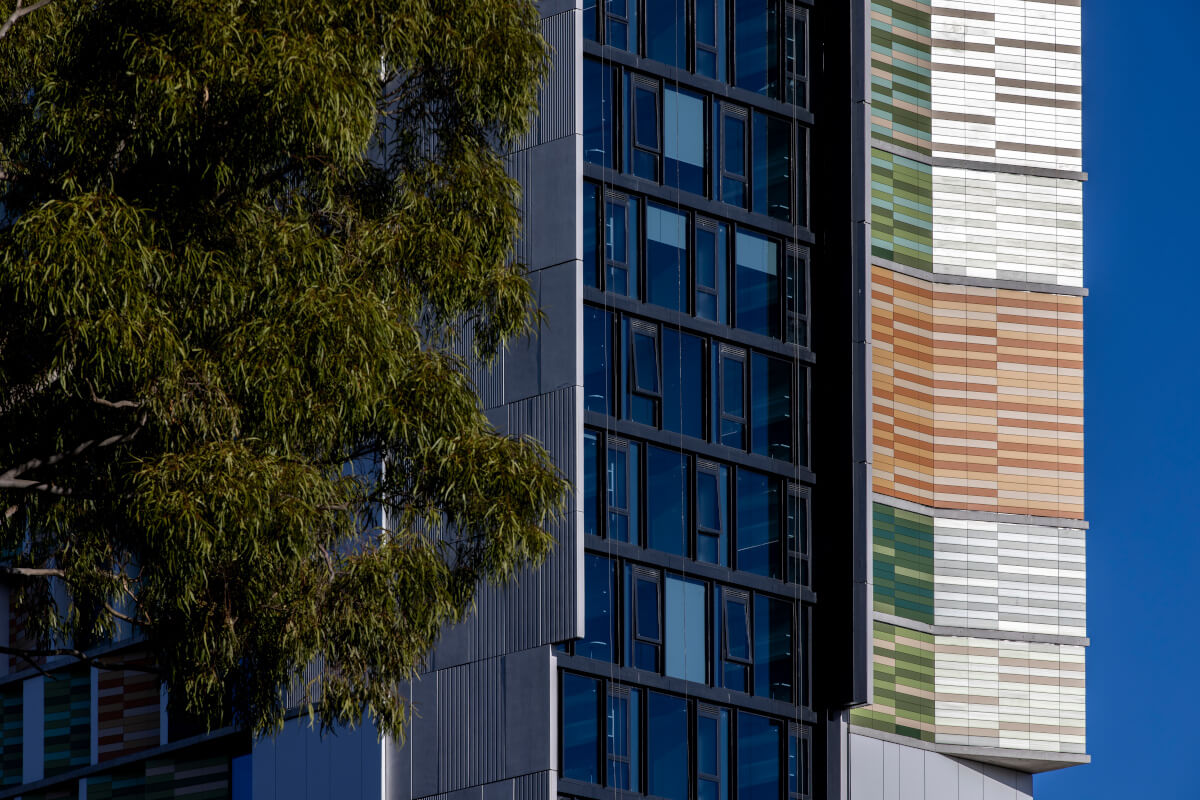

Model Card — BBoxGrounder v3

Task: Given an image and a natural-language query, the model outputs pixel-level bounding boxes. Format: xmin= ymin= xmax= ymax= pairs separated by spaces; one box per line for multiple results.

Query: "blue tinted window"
xmin=754 ymin=594 xmax=793 ymax=702
xmin=736 ymin=469 xmax=781 ymax=578
xmin=584 ymin=183 xmax=600 ymax=288
xmin=721 ymin=113 xmax=747 ymax=208
xmin=695 ymin=222 xmax=729 ymax=324
xmin=753 ymin=112 xmax=792 ymax=222
xmin=607 ymin=444 xmax=633 ymax=542
xmin=584 ymin=306 xmax=613 ymax=414
xmin=735 ymin=231 xmax=779 ymax=338
xmin=752 ymin=353 xmax=792 ymax=461
xmin=633 ymin=330 xmax=660 ymax=394
xmin=605 ymin=195 xmax=639 ymax=296
xmin=720 ymin=590 xmax=750 ymax=691
xmin=665 ymin=575 xmax=707 ymax=683
xmin=697 ymin=465 xmax=729 ymax=566
xmin=737 ymin=713 xmax=781 ymax=800
xmin=647 ymin=446 xmax=689 ymax=556
xmin=695 ymin=0 xmax=724 ymax=79
xmin=584 ymin=59 xmax=616 ymax=168
xmin=605 ymin=0 xmax=637 ymax=53
xmin=584 ymin=431 xmax=600 ymax=536
xmin=632 ymin=81 xmax=660 ymax=181
xmin=697 ymin=709 xmax=729 ymax=800
xmin=624 ymin=320 xmax=657 ymax=425
xmin=633 ymin=571 xmax=661 ymax=671
xmin=646 ymin=0 xmax=686 ymax=68
xmin=664 ymin=87 xmax=706 ymax=195
xmin=734 ymin=0 xmax=779 ymax=98
xmin=582 ymin=555 xmax=617 ymax=661
xmin=584 ymin=0 xmax=599 ymax=41
xmin=719 ymin=353 xmax=746 ymax=450
xmin=562 ymin=673 xmax=601 ymax=783
xmin=662 ymin=329 xmax=704 ymax=439
xmin=647 ymin=693 xmax=689 ymax=800
xmin=607 ymin=690 xmax=640 ymax=789
xmin=646 ymin=204 xmax=688 ymax=312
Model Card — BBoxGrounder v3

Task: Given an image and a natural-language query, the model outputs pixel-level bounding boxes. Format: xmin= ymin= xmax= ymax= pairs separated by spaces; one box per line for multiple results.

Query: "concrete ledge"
xmin=849 ymin=725 xmax=1091 ymax=774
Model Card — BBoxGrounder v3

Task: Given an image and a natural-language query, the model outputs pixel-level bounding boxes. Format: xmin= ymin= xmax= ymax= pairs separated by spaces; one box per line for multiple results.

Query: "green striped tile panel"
xmin=44 ymin=665 xmax=91 ymax=776
xmin=86 ymin=752 xmax=230 ymax=800
xmin=1 ymin=682 xmax=22 ymax=786
xmin=870 ymin=0 xmax=932 ymax=155
xmin=871 ymin=148 xmax=932 ymax=271
xmin=873 ymin=503 xmax=934 ymax=624
xmin=850 ymin=620 xmax=935 ymax=742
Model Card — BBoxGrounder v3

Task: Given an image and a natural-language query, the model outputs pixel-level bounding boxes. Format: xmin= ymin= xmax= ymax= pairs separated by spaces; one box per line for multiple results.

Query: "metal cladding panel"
xmin=872 ymin=149 xmax=934 ymax=272
xmin=931 ymin=168 xmax=1082 ymax=287
xmin=435 ymin=659 xmax=506 ymax=791
xmin=930 ymin=0 xmax=1081 ymax=172
xmin=869 ymin=0 xmax=933 ymax=156
xmin=871 ymin=266 xmax=1084 ymax=519
xmin=934 ymin=518 xmax=1086 ymax=638
xmin=851 ymin=621 xmax=937 ymax=742
xmin=849 ymin=734 xmax=1034 ymax=800
xmin=514 ymin=11 xmax=579 ymax=153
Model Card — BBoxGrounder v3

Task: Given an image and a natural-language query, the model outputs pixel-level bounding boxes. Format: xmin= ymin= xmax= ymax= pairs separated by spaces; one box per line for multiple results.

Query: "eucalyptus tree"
xmin=0 ymin=0 xmax=563 ymax=737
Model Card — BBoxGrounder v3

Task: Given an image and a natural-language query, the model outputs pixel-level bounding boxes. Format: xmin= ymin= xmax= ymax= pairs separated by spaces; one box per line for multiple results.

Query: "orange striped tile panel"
xmin=872 ymin=265 xmax=1084 ymax=519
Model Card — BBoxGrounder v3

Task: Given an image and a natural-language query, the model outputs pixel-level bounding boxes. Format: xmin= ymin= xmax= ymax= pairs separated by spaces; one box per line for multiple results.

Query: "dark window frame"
xmin=631 ymin=75 xmax=663 ymax=181
xmin=786 ymin=484 xmax=811 ymax=588
xmin=719 ymin=104 xmax=749 ymax=208
xmin=721 ymin=588 xmax=752 ymax=667
xmin=630 ymin=319 xmax=663 ymax=398
xmin=784 ymin=3 xmax=809 ymax=109
xmin=718 ymin=345 xmax=748 ymax=447
xmin=607 ymin=684 xmax=639 ymax=790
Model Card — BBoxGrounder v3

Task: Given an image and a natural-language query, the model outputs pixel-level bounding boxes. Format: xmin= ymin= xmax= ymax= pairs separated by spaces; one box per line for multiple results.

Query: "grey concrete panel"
xmin=957 ymin=762 xmax=984 ymax=800
xmin=898 ymin=743 xmax=926 ymax=800
xmin=849 ymin=734 xmax=1036 ymax=800
xmin=924 ymin=749 xmax=958 ymax=798
xmin=410 ymin=674 xmax=440 ymax=798
xmin=503 ymin=648 xmax=555 ymax=777
xmin=980 ymin=763 xmax=1016 ymax=800
xmin=849 ymin=733 xmax=884 ymax=800
xmin=535 ymin=260 xmax=581 ymax=396
xmin=521 ymin=135 xmax=581 ymax=272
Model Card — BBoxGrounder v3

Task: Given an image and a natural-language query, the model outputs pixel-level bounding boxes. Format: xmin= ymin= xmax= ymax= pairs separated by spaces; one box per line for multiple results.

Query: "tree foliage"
xmin=0 ymin=0 xmax=564 ymax=738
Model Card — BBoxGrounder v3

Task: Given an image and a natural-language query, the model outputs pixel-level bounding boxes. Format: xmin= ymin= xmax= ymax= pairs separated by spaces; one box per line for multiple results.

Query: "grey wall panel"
xmin=251 ymin=717 xmax=383 ymax=800
xmin=849 ymin=735 xmax=1034 ymax=800
xmin=514 ymin=11 xmax=579 ymax=153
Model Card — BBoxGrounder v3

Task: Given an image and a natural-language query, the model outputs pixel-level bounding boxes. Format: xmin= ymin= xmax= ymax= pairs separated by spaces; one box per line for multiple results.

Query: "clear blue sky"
xmin=1035 ymin=1 xmax=1200 ymax=797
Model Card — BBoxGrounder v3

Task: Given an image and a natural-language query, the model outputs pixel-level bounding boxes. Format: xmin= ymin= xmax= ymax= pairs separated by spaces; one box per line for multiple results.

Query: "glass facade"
xmin=564 ymin=2 xmax=815 ymax=799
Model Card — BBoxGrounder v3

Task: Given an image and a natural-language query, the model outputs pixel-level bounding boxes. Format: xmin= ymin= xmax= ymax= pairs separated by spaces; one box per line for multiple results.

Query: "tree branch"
xmin=0 ymin=646 xmax=159 ymax=674
xmin=0 ymin=0 xmax=54 ymax=41
xmin=88 ymin=380 xmax=143 ymax=410
xmin=0 ymin=411 xmax=148 ymax=484
xmin=0 ymin=565 xmax=65 ymax=578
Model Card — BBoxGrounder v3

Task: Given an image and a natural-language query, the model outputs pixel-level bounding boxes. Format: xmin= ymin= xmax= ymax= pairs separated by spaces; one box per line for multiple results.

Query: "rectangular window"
xmin=625 ymin=318 xmax=660 ymax=426
xmin=784 ymin=4 xmax=808 ymax=108
xmin=695 ymin=0 xmax=725 ymax=79
xmin=696 ymin=706 xmax=729 ymax=800
xmin=584 ymin=183 xmax=601 ymax=288
xmin=720 ymin=588 xmax=751 ymax=692
xmin=605 ymin=0 xmax=637 ymax=52
xmin=753 ymin=594 xmax=793 ymax=702
xmin=663 ymin=87 xmax=706 ymax=196
xmin=665 ymin=575 xmax=707 ymax=684
xmin=736 ymin=712 xmax=782 ymax=800
xmin=719 ymin=106 xmax=748 ymax=208
xmin=785 ymin=245 xmax=808 ymax=347
xmin=584 ymin=431 xmax=600 ymax=537
xmin=605 ymin=192 xmax=640 ymax=296
xmin=584 ymin=306 xmax=614 ymax=415
xmin=662 ymin=329 xmax=705 ymax=440
xmin=752 ymin=112 xmax=791 ymax=222
xmin=734 ymin=0 xmax=780 ymax=99
xmin=736 ymin=469 xmax=781 ymax=579
xmin=695 ymin=219 xmax=729 ymax=323
xmin=607 ymin=687 xmax=641 ymax=790
xmin=751 ymin=352 xmax=793 ymax=462
xmin=562 ymin=673 xmax=601 ymax=783
xmin=787 ymin=486 xmax=810 ymax=587
xmin=646 ymin=445 xmax=689 ymax=556
xmin=695 ymin=461 xmax=731 ymax=566
xmin=632 ymin=566 xmax=662 ymax=672
xmin=584 ymin=59 xmax=617 ymax=168
xmin=647 ymin=692 xmax=689 ymax=800
xmin=607 ymin=438 xmax=639 ymax=543
xmin=646 ymin=203 xmax=689 ymax=313
xmin=631 ymin=76 xmax=661 ymax=181
xmin=788 ymin=724 xmax=811 ymax=800
xmin=584 ymin=0 xmax=599 ymax=42
xmin=734 ymin=230 xmax=780 ymax=339
xmin=582 ymin=554 xmax=618 ymax=662
xmin=717 ymin=346 xmax=747 ymax=450
xmin=645 ymin=0 xmax=686 ymax=68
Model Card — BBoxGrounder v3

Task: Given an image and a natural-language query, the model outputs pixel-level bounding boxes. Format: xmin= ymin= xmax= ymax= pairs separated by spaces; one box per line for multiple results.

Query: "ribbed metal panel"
xmin=514 ymin=11 xmax=578 ymax=153
xmin=506 ymin=148 xmax=532 ymax=270
xmin=512 ymin=771 xmax=553 ymax=800
xmin=450 ymin=319 xmax=505 ymax=411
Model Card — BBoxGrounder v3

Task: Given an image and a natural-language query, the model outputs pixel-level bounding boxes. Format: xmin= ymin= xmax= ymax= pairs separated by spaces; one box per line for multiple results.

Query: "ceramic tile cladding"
xmin=934 ymin=518 xmax=1086 ymax=637
xmin=87 ymin=753 xmax=231 ymax=800
xmin=873 ymin=503 xmax=935 ymax=624
xmin=1 ymin=682 xmax=21 ymax=786
xmin=851 ymin=621 xmax=936 ymax=742
xmin=44 ymin=665 xmax=91 ymax=776
xmin=930 ymin=0 xmax=1082 ymax=172
xmin=871 ymin=266 xmax=1083 ymax=518
xmin=98 ymin=665 xmax=161 ymax=762
xmin=870 ymin=0 xmax=933 ymax=155
xmin=931 ymin=167 xmax=1082 ymax=287
xmin=934 ymin=636 xmax=1085 ymax=753
xmin=872 ymin=149 xmax=933 ymax=271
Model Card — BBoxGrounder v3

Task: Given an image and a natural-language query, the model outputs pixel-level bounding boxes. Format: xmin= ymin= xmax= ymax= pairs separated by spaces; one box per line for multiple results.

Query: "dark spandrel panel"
xmin=561 ymin=673 xmax=601 ymax=783
xmin=584 ymin=432 xmax=599 ymax=537
xmin=753 ymin=112 xmax=792 ymax=222
xmin=734 ymin=230 xmax=780 ymax=339
xmin=751 ymin=352 xmax=793 ymax=462
xmin=646 ymin=446 xmax=689 ymax=556
xmin=664 ymin=87 xmax=706 ymax=196
xmin=584 ymin=183 xmax=600 ymax=288
xmin=734 ymin=0 xmax=780 ymax=98
xmin=662 ymin=329 xmax=704 ymax=439
xmin=754 ymin=594 xmax=794 ymax=702
xmin=647 ymin=692 xmax=689 ymax=800
xmin=645 ymin=0 xmax=686 ymax=68
xmin=583 ymin=306 xmax=613 ymax=415
xmin=737 ymin=713 xmax=782 ymax=800
xmin=581 ymin=554 xmax=616 ymax=662
xmin=736 ymin=469 xmax=781 ymax=579
xmin=664 ymin=575 xmax=707 ymax=683
xmin=584 ymin=59 xmax=617 ymax=168
xmin=646 ymin=203 xmax=689 ymax=312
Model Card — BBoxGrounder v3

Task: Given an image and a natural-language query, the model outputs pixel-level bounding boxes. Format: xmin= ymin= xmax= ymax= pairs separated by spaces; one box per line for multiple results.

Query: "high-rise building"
xmin=0 ymin=2 xmax=1085 ymax=799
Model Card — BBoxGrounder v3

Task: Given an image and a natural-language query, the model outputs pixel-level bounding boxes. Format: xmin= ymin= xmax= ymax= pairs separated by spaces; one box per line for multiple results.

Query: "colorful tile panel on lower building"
xmin=869 ymin=0 xmax=932 ymax=155
xmin=1 ymin=681 xmax=21 ymax=787
xmin=44 ymin=664 xmax=91 ymax=775
xmin=98 ymin=662 xmax=161 ymax=762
